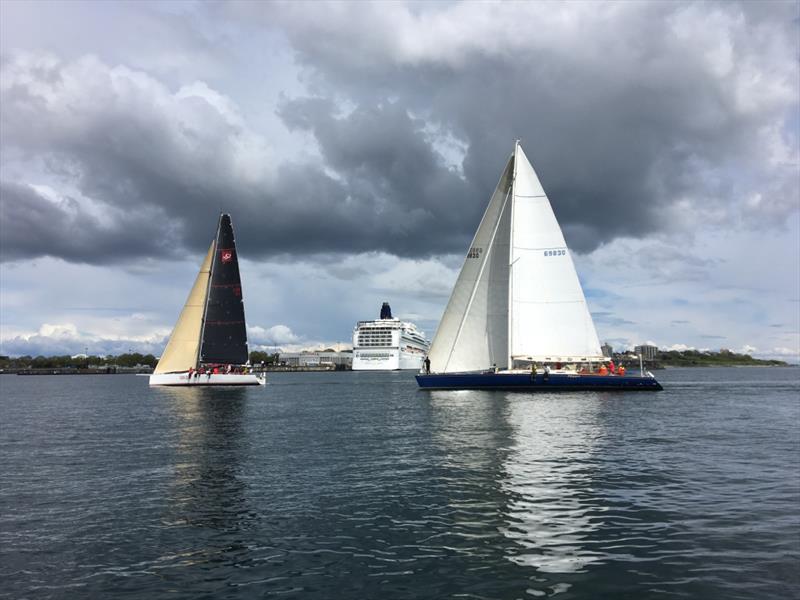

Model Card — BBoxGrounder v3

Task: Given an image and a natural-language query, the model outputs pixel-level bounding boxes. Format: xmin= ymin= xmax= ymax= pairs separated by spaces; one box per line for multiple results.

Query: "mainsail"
xmin=509 ymin=143 xmax=602 ymax=363
xmin=199 ymin=214 xmax=250 ymax=365
xmin=426 ymin=141 xmax=602 ymax=373
xmin=153 ymin=242 xmax=215 ymax=374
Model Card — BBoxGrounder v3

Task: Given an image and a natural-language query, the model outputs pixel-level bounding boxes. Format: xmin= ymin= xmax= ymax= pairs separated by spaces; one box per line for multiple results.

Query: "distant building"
xmin=279 ymin=351 xmax=352 ymax=368
xmin=601 ymin=343 xmax=613 ymax=358
xmin=634 ymin=344 xmax=658 ymax=361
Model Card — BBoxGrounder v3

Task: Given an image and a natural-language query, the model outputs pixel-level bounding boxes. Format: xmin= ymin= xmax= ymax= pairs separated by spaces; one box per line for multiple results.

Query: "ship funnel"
xmin=380 ymin=302 xmax=393 ymax=319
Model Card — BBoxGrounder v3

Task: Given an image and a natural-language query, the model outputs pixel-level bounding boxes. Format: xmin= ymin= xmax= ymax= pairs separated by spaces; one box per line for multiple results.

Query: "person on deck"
xmin=424 ymin=356 xmax=431 ymax=374
xmin=609 ymin=359 xmax=616 ymax=374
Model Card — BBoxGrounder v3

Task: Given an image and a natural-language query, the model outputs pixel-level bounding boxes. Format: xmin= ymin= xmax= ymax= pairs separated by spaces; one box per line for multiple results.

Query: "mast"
xmin=508 ymin=140 xmax=519 ymax=369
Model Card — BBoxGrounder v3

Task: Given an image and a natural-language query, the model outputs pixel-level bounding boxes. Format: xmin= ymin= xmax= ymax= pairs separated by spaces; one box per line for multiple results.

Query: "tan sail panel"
xmin=153 ymin=242 xmax=215 ymax=374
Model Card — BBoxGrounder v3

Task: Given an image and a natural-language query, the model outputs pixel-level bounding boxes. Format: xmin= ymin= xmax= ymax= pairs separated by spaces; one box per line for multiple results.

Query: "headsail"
xmin=426 ymin=156 xmax=514 ymax=373
xmin=199 ymin=214 xmax=250 ymax=365
xmin=508 ymin=143 xmax=602 ymax=362
xmin=153 ymin=242 xmax=215 ymax=374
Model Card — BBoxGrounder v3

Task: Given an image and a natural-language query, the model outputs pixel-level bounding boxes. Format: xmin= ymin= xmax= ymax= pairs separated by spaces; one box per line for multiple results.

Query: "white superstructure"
xmin=352 ymin=303 xmax=430 ymax=370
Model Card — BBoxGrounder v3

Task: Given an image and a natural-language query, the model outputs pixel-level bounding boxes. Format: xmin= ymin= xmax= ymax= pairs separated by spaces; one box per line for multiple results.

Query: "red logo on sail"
xmin=221 ymin=249 xmax=234 ymax=263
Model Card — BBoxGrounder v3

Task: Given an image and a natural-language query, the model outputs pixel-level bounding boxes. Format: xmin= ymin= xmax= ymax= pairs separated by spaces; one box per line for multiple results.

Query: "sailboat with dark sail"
xmin=149 ymin=213 xmax=265 ymax=386
xmin=416 ymin=141 xmax=661 ymax=391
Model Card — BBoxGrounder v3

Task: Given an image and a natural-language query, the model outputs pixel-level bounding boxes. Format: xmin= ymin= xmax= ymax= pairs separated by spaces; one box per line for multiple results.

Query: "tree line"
xmin=0 ymin=351 xmax=282 ymax=370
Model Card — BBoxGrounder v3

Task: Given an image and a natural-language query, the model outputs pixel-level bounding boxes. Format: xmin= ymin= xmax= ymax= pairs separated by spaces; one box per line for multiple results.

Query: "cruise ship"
xmin=352 ymin=303 xmax=430 ymax=371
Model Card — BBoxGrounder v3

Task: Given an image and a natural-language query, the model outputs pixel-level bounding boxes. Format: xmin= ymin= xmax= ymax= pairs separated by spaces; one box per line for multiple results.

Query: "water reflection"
xmin=160 ymin=387 xmax=253 ymax=533
xmin=499 ymin=393 xmax=607 ymax=573
xmin=427 ymin=390 xmax=514 ymax=471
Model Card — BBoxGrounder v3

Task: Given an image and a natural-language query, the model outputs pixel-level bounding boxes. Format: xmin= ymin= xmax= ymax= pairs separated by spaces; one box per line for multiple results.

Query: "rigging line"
xmin=445 ymin=185 xmax=512 ymax=372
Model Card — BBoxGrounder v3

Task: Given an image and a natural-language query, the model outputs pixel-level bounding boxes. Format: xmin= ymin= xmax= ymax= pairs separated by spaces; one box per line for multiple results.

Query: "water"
xmin=1 ymin=368 xmax=798 ymax=599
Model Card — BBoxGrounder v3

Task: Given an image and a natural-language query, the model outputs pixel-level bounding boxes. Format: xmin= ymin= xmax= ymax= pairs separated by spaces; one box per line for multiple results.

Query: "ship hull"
xmin=416 ymin=371 xmax=662 ymax=391
xmin=149 ymin=372 xmax=265 ymax=386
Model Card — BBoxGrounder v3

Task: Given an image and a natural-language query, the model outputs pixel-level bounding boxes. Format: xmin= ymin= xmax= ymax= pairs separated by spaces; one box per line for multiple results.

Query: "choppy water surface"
xmin=1 ymin=367 xmax=798 ymax=599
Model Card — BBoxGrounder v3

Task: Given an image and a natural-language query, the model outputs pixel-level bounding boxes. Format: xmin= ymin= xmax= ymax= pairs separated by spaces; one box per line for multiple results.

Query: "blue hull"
xmin=416 ymin=371 xmax=662 ymax=391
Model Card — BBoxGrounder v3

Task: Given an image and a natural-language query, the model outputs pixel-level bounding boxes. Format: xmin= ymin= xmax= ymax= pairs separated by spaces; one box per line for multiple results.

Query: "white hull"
xmin=149 ymin=372 xmax=266 ymax=386
xmin=352 ymin=348 xmax=425 ymax=371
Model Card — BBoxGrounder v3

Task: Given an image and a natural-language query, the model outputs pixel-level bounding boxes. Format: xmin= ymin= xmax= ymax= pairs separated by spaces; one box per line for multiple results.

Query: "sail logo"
xmin=220 ymin=249 xmax=234 ymax=263
xmin=467 ymin=247 xmax=483 ymax=259
xmin=544 ymin=249 xmax=566 ymax=257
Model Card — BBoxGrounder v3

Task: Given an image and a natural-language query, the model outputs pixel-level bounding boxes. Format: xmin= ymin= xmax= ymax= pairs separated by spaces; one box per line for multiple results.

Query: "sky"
xmin=0 ymin=0 xmax=798 ymax=361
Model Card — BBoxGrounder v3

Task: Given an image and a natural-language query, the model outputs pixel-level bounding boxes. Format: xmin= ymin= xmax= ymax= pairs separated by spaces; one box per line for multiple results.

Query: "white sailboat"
xmin=417 ymin=142 xmax=661 ymax=391
xmin=149 ymin=214 xmax=265 ymax=386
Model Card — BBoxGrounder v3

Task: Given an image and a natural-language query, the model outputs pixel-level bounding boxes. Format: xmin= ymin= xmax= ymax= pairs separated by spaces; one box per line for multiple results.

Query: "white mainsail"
xmin=153 ymin=241 xmax=215 ymax=374
xmin=509 ymin=143 xmax=602 ymax=363
xmin=426 ymin=141 xmax=602 ymax=373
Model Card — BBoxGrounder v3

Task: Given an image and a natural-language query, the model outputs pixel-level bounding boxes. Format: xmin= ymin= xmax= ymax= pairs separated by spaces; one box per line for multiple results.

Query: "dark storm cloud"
xmin=246 ymin=0 xmax=799 ymax=252
xmin=0 ymin=180 xmax=178 ymax=264
xmin=1 ymin=1 xmax=797 ymax=265
xmin=278 ymin=97 xmax=477 ymax=243
xmin=0 ymin=53 xmax=474 ymax=263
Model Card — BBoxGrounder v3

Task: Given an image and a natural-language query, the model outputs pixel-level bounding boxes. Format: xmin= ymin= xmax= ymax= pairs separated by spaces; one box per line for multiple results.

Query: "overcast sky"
xmin=1 ymin=0 xmax=798 ymax=361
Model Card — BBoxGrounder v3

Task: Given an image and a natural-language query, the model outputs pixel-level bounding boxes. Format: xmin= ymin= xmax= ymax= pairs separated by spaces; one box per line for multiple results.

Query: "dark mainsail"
xmin=199 ymin=214 xmax=249 ymax=365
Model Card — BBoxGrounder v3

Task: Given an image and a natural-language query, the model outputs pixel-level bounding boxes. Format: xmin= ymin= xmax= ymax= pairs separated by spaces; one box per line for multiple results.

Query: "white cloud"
xmin=247 ymin=324 xmax=299 ymax=346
